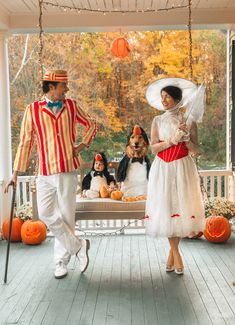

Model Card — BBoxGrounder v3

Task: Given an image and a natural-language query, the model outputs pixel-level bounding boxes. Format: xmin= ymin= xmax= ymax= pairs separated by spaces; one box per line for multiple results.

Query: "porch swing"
xmin=34 ymin=0 xmax=195 ymax=229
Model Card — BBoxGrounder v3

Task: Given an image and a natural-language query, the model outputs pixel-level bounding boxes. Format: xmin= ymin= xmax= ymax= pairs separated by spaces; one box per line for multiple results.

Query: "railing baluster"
xmin=210 ymin=176 xmax=215 ymax=197
xmin=225 ymin=175 xmax=229 ymax=199
xmin=217 ymin=176 xmax=222 ymax=197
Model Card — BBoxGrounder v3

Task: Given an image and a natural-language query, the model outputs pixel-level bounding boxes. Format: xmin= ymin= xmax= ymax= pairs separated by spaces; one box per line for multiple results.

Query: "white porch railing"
xmin=15 ymin=170 xmax=235 ymax=231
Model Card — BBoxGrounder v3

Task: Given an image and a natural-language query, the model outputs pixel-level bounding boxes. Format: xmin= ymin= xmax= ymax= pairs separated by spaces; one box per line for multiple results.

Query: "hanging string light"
xmin=42 ymin=1 xmax=188 ymax=14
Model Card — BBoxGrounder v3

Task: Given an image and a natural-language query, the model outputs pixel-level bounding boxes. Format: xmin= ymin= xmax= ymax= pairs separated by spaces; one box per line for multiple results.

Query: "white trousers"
xmin=36 ymin=172 xmax=82 ymax=264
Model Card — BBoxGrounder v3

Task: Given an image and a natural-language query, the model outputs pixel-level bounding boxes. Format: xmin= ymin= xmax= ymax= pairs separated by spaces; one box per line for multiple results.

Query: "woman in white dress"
xmin=145 ymin=78 xmax=205 ymax=275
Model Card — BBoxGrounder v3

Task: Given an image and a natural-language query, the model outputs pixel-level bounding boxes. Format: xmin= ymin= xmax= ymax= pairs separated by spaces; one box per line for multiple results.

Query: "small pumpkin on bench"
xmin=111 ymin=190 xmax=123 ymax=200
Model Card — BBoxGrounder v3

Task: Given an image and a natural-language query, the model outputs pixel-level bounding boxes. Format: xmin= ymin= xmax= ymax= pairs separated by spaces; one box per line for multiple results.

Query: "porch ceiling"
xmin=0 ymin=0 xmax=235 ymax=33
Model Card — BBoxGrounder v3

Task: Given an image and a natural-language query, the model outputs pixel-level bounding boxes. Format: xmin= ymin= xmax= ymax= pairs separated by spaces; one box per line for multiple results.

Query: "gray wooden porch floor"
xmin=1 ymin=234 xmax=235 ymax=325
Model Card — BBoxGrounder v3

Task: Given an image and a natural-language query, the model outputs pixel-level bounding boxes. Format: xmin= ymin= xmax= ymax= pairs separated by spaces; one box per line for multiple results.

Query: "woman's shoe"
xmin=166 ymin=265 xmax=174 ymax=272
xmin=175 ymin=268 xmax=184 ymax=275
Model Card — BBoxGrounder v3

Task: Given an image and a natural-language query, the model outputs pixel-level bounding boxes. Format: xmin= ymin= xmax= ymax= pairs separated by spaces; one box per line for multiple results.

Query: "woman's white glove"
xmin=181 ymin=132 xmax=190 ymax=143
xmin=170 ymin=129 xmax=185 ymax=145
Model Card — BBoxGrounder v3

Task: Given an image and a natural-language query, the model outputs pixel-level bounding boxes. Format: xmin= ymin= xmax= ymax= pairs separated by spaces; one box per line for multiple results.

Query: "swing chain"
xmin=188 ymin=0 xmax=193 ymax=81
xmin=38 ymin=0 xmax=44 ymax=80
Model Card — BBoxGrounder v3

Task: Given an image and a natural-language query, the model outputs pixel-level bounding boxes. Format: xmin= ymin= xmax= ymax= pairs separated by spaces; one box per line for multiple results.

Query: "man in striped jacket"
xmin=5 ymin=70 xmax=98 ymax=279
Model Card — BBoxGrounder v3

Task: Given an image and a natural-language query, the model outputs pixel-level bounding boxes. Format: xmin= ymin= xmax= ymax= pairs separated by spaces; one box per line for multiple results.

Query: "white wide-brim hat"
xmin=146 ymin=77 xmax=198 ymax=111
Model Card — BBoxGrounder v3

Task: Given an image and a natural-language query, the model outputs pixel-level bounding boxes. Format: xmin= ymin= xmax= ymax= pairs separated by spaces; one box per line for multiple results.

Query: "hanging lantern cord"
xmin=188 ymin=0 xmax=193 ymax=80
xmin=38 ymin=0 xmax=44 ymax=79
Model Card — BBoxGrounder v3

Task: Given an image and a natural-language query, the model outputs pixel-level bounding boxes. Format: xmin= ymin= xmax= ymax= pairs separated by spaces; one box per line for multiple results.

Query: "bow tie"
xmin=47 ymin=101 xmax=63 ymax=109
xmin=94 ymin=171 xmax=104 ymax=177
xmin=131 ymin=157 xmax=144 ymax=164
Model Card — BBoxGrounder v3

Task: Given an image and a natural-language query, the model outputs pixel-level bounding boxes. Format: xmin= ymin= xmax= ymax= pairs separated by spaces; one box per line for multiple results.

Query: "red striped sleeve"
xmin=13 ymin=104 xmax=35 ymax=172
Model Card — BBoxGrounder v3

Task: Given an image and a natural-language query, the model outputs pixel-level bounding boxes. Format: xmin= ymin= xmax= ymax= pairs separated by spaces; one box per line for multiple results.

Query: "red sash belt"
xmin=157 ymin=141 xmax=188 ymax=162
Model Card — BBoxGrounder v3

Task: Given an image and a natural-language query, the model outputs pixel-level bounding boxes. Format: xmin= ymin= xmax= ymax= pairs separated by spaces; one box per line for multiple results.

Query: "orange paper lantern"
xmin=111 ymin=37 xmax=130 ymax=58
xmin=21 ymin=220 xmax=47 ymax=245
xmin=203 ymin=216 xmax=231 ymax=243
xmin=2 ymin=217 xmax=24 ymax=242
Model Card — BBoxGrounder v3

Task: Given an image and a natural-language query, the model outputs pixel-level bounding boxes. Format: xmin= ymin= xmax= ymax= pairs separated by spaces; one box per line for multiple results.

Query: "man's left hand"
xmin=73 ymin=143 xmax=86 ymax=157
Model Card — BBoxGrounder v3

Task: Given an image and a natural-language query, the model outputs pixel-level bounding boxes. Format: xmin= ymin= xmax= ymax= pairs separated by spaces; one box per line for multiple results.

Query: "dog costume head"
xmin=126 ymin=125 xmax=149 ymax=159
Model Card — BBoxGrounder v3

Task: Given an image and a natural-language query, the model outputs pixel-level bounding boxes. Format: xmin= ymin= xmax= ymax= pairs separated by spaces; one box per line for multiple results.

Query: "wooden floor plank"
xmin=146 ymin=236 xmax=172 ymax=325
xmin=92 ymin=235 xmax=115 ymax=325
xmin=105 ymin=236 xmax=122 ymax=325
xmin=138 ymin=236 xmax=158 ymax=324
xmin=162 ymin=242 xmax=198 ymax=325
xmin=179 ymin=241 xmax=212 ymax=325
xmin=129 ymin=235 xmax=145 ymax=325
xmin=154 ymin=238 xmax=186 ymax=325
xmin=190 ymin=241 xmax=234 ymax=320
xmin=118 ymin=236 xmax=132 ymax=325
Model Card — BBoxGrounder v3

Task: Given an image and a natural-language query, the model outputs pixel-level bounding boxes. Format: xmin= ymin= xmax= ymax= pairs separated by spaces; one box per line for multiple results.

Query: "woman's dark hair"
xmin=161 ymin=85 xmax=182 ymax=103
xmin=42 ymin=81 xmax=59 ymax=94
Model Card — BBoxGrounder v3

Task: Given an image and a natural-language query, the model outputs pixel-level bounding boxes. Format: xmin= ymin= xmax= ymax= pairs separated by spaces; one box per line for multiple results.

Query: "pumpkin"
xmin=2 ymin=217 xmax=24 ymax=242
xmin=100 ymin=185 xmax=109 ymax=198
xmin=21 ymin=220 xmax=47 ymax=245
xmin=123 ymin=195 xmax=146 ymax=202
xmin=203 ymin=216 xmax=231 ymax=243
xmin=111 ymin=190 xmax=123 ymax=200
xmin=111 ymin=37 xmax=130 ymax=58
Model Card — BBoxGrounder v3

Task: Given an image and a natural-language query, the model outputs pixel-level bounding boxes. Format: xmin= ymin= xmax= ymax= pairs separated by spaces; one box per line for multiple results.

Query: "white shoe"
xmin=175 ymin=268 xmax=184 ymax=275
xmin=54 ymin=260 xmax=68 ymax=279
xmin=76 ymin=239 xmax=90 ymax=273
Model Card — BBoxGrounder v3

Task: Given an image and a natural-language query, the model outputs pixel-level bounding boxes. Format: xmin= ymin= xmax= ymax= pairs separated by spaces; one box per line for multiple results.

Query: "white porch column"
xmin=0 ymin=31 xmax=12 ymax=228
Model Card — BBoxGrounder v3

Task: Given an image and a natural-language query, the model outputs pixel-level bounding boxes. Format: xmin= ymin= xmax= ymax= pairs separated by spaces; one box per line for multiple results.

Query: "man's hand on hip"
xmin=73 ymin=143 xmax=86 ymax=158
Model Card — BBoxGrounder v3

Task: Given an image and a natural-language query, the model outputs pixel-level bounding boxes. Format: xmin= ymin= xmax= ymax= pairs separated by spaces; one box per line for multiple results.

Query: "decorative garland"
xmin=42 ymin=1 xmax=189 ymax=14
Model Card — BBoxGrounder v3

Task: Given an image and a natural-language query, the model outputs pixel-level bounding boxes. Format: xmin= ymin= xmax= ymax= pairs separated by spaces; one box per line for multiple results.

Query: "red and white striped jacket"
xmin=14 ymin=98 xmax=98 ymax=175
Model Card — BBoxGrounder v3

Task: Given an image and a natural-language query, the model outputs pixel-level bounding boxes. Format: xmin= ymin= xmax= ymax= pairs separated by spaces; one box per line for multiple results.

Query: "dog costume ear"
xmin=145 ymin=156 xmax=151 ymax=179
xmin=117 ymin=155 xmax=130 ymax=182
xmin=140 ymin=127 xmax=150 ymax=145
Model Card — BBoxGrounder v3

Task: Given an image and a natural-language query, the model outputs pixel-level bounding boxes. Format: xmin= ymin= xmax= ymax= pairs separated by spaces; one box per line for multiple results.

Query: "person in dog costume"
xmin=5 ymin=69 xmax=98 ymax=279
xmin=145 ymin=77 xmax=206 ymax=275
xmin=82 ymin=152 xmax=116 ymax=198
xmin=117 ymin=125 xmax=151 ymax=198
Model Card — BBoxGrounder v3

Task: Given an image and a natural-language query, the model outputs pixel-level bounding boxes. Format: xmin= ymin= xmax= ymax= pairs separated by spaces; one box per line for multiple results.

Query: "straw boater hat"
xmin=42 ymin=70 xmax=68 ymax=83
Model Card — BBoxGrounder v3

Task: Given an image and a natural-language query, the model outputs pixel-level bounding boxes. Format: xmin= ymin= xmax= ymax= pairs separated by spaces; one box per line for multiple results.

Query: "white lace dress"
xmin=145 ymin=110 xmax=205 ymax=238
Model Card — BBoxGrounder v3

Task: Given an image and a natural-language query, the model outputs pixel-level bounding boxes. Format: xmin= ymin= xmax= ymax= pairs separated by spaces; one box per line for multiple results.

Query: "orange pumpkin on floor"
xmin=2 ymin=217 xmax=24 ymax=242
xmin=203 ymin=216 xmax=231 ymax=243
xmin=21 ymin=220 xmax=47 ymax=245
